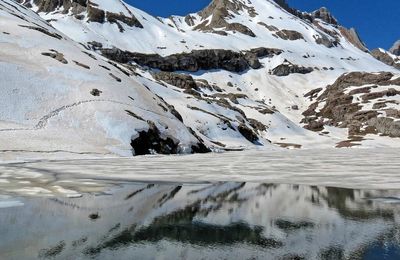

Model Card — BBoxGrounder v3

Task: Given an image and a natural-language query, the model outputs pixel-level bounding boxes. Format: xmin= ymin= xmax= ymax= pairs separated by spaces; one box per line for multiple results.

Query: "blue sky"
xmin=127 ymin=0 xmax=399 ymax=50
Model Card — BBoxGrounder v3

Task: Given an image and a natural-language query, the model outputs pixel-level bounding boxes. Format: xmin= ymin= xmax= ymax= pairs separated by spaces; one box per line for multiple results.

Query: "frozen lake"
xmin=0 ymin=148 xmax=400 ymax=197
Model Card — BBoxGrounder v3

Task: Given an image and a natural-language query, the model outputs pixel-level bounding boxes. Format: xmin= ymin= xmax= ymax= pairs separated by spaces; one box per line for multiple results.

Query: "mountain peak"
xmin=198 ymin=0 xmax=257 ymax=17
xmin=311 ymin=7 xmax=338 ymax=25
xmin=390 ymin=40 xmax=400 ymax=56
xmin=19 ymin=0 xmax=144 ymax=30
xmin=190 ymin=0 xmax=258 ymax=37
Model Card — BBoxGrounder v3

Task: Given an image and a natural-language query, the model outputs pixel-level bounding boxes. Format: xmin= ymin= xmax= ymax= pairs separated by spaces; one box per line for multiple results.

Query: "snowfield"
xmin=0 ymin=0 xmax=399 ymax=162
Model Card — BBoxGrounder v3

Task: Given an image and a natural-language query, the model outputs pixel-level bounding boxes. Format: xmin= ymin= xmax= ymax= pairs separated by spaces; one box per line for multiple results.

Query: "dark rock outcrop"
xmin=275 ymin=30 xmax=304 ymax=41
xmin=302 ymin=72 xmax=400 ymax=137
xmin=90 ymin=88 xmax=102 ymax=96
xmin=390 ymin=40 xmax=400 ymax=56
xmin=243 ymin=52 xmax=261 ymax=69
xmin=41 ymin=50 xmax=68 ymax=64
xmin=193 ymin=0 xmax=257 ymax=37
xmin=131 ymin=122 xmax=178 ymax=155
xmin=87 ymin=4 xmax=105 ymax=23
xmin=271 ymin=62 xmax=313 ymax=76
xmin=314 ymin=34 xmax=339 ymax=48
xmin=27 ymin=0 xmax=89 ymax=15
xmin=186 ymin=127 xmax=212 ymax=153
xmin=106 ymin=11 xmax=143 ymax=31
xmin=374 ymin=41 xmax=400 ymax=72
xmin=238 ymin=124 xmax=259 ymax=144
xmin=153 ymin=72 xmax=199 ymax=91
xmin=131 ymin=122 xmax=210 ymax=155
xmin=249 ymin=47 xmax=283 ymax=58
xmin=23 ymin=0 xmax=143 ymax=29
xmin=311 ymin=7 xmax=338 ymax=25
xmin=102 ymin=47 xmax=282 ymax=73
xmin=225 ymin=23 xmax=256 ymax=37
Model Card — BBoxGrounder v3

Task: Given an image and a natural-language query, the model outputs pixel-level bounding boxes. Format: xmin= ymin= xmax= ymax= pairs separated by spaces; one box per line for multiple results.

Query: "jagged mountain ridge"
xmin=1 ymin=0 xmax=400 ymax=160
xmin=17 ymin=0 xmax=371 ymax=54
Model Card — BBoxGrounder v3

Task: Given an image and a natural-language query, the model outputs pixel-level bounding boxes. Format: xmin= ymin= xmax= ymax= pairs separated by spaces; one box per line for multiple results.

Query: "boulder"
xmin=153 ymin=72 xmax=199 ymax=90
xmin=271 ymin=62 xmax=313 ymax=76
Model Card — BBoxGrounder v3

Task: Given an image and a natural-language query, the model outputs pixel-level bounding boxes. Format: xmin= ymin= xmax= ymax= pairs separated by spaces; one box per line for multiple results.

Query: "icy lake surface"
xmin=0 ymin=148 xmax=400 ymax=197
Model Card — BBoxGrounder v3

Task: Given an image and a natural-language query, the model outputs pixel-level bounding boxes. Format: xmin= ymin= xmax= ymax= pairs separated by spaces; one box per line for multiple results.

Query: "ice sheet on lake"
xmin=1 ymin=148 xmax=400 ymax=197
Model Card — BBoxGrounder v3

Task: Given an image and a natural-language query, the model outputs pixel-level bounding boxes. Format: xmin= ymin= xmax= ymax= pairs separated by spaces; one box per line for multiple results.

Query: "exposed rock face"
xmin=41 ymin=50 xmax=68 ymax=64
xmin=275 ymin=30 xmax=304 ymax=41
xmin=87 ymin=4 xmax=105 ymax=23
xmin=106 ymin=11 xmax=143 ymax=31
xmin=131 ymin=122 xmax=210 ymax=155
xmin=24 ymin=0 xmax=87 ymax=14
xmin=371 ymin=49 xmax=400 ymax=70
xmin=192 ymin=0 xmax=256 ymax=37
xmin=238 ymin=124 xmax=259 ymax=144
xmin=273 ymin=1 xmax=337 ymax=25
xmin=390 ymin=40 xmax=400 ymax=56
xmin=311 ymin=7 xmax=338 ymax=25
xmin=153 ymin=72 xmax=199 ymax=91
xmin=314 ymin=34 xmax=338 ymax=48
xmin=248 ymin=47 xmax=283 ymax=58
xmin=302 ymin=72 xmax=400 ymax=137
xmin=22 ymin=0 xmax=143 ymax=28
xmin=273 ymin=1 xmax=371 ymax=52
xmin=271 ymin=62 xmax=313 ymax=76
xmin=273 ymin=1 xmax=346 ymax=50
xmin=102 ymin=47 xmax=282 ymax=73
xmin=339 ymin=27 xmax=368 ymax=52
xmin=131 ymin=122 xmax=179 ymax=155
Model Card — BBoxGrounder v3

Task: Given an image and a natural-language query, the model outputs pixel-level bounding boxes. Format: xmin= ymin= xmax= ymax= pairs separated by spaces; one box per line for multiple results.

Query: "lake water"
xmin=1 ymin=149 xmax=400 ymax=259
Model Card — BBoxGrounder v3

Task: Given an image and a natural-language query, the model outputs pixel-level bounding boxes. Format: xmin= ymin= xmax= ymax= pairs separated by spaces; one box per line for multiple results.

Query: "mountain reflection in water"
xmin=1 ymin=182 xmax=400 ymax=260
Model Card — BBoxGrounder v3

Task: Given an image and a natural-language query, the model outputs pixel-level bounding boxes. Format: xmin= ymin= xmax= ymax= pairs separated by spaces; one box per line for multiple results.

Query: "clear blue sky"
xmin=127 ymin=0 xmax=399 ymax=50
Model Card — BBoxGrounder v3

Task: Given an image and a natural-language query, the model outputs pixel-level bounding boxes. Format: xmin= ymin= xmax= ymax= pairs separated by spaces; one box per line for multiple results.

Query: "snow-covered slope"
xmin=0 ymin=0 xmax=207 ymax=159
xmin=1 ymin=0 xmax=400 ymax=160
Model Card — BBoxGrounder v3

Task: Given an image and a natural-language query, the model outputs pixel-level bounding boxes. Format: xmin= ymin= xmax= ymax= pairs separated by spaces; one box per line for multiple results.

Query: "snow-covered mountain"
xmin=1 ymin=0 xmax=399 ymax=160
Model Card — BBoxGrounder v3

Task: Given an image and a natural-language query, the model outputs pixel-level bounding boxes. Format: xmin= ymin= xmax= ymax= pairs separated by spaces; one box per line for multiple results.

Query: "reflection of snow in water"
xmin=0 ymin=195 xmax=24 ymax=208
xmin=1 ymin=148 xmax=400 ymax=197
xmin=0 ymin=182 xmax=400 ymax=259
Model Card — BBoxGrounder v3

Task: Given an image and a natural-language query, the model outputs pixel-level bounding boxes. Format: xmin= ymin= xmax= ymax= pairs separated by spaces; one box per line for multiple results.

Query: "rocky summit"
xmin=390 ymin=40 xmax=400 ymax=56
xmin=0 ymin=0 xmax=399 ymax=160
